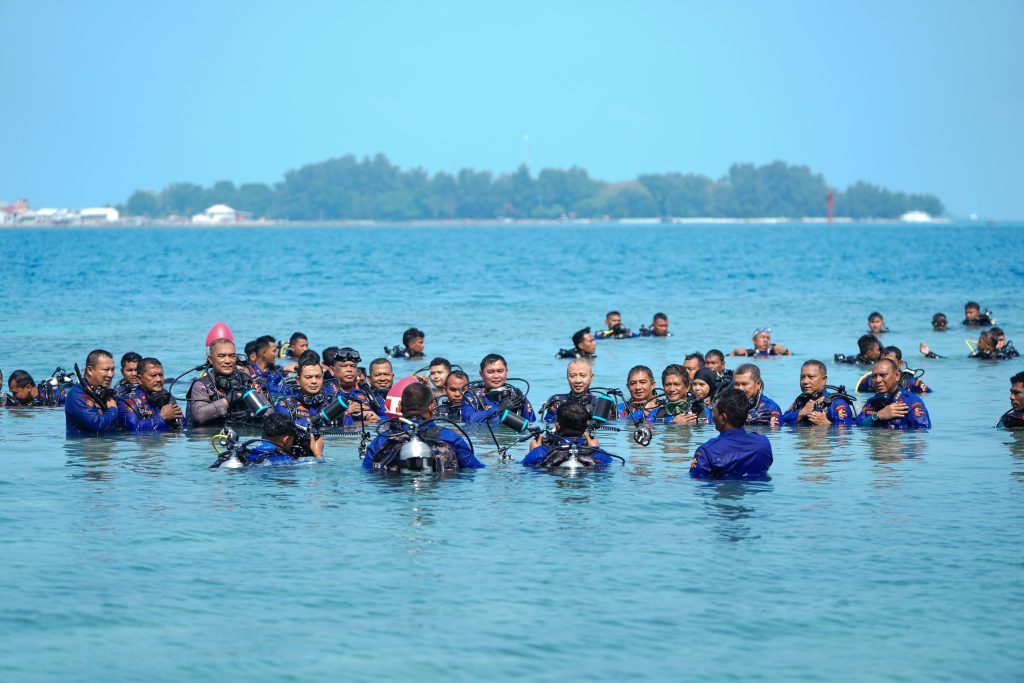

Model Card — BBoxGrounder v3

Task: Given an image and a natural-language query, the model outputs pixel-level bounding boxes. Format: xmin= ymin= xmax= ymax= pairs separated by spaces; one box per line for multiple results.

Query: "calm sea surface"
xmin=1 ymin=223 xmax=1023 ymax=681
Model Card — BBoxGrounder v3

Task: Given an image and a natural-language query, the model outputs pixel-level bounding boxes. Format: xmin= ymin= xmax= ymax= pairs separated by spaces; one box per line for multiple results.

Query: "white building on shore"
xmin=192 ymin=204 xmax=249 ymax=224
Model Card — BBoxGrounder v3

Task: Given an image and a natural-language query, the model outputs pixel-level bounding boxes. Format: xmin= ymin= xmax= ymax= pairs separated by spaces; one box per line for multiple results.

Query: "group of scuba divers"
xmin=4 ymin=300 xmax=1023 ymax=479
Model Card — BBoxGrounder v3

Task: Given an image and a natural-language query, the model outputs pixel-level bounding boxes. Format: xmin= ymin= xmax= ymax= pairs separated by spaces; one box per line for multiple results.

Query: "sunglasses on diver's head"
xmin=754 ymin=327 xmax=772 ymax=335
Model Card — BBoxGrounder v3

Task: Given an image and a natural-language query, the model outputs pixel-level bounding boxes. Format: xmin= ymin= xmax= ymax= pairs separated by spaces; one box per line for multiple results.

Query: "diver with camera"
xmin=65 ymin=349 xmax=121 ymax=436
xmin=384 ymin=327 xmax=426 ymax=360
xmin=2 ymin=368 xmax=72 ymax=407
xmin=118 ymin=357 xmax=184 ymax=432
xmin=186 ymin=338 xmax=270 ymax=429
xmin=364 ymin=382 xmax=482 ymax=472
xmin=521 ymin=402 xmax=620 ymax=469
xmin=209 ymin=412 xmax=324 ymax=469
xmin=594 ymin=311 xmax=639 ymax=340
xmin=461 ymin=353 xmax=536 ymax=425
xmin=781 ymin=360 xmax=856 ymax=426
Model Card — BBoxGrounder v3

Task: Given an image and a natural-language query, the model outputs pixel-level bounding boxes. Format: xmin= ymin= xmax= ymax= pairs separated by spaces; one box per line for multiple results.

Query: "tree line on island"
xmin=122 ymin=154 xmax=944 ymax=221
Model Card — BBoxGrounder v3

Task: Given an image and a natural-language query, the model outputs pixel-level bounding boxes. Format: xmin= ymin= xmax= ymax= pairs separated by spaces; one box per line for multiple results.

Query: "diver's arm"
xmin=187 ymin=381 xmax=228 ymax=426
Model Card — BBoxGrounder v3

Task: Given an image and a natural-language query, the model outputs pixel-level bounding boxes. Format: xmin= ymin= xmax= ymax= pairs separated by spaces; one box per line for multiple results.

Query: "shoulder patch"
xmin=913 ymin=406 xmax=924 ymax=417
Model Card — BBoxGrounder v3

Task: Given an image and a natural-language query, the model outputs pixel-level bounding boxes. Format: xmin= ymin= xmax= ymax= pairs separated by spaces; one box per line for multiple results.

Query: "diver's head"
xmin=880 ymin=345 xmax=903 ymax=370
xmin=369 ymin=358 xmax=394 ymax=392
xmin=661 ymin=364 xmax=689 ymax=403
xmin=244 ymin=339 xmax=258 ymax=367
xmin=322 ymin=346 xmax=339 ymax=368
xmin=931 ymin=313 xmax=948 ymax=331
xmin=691 ymin=369 xmax=716 ymax=401
xmin=400 ymin=381 xmax=434 ymax=419
xmin=990 ymin=327 xmax=1007 ymax=348
xmin=651 ymin=312 xmax=669 ymax=337
xmin=555 ymin=401 xmax=589 ymax=437
xmin=428 ymin=357 xmax=451 ymax=389
xmin=572 ymin=327 xmax=596 ymax=355
xmin=752 ymin=327 xmax=772 ymax=352
xmin=683 ymin=352 xmax=704 ymax=380
xmin=868 ymin=311 xmax=885 ymax=334
xmin=712 ymin=389 xmax=749 ymax=433
xmin=626 ymin=365 xmax=655 ymax=403
xmin=977 ymin=329 xmax=997 ymax=351
xmin=799 ymin=360 xmax=828 ymax=396
xmin=732 ymin=363 xmax=763 ymax=401
xmin=296 ymin=351 xmax=324 ymax=395
xmin=444 ymin=370 xmax=469 ymax=404
xmin=1010 ymin=371 xmax=1024 ymax=412
xmin=137 ymin=358 xmax=165 ymax=394
xmin=871 ymin=358 xmax=901 ymax=394
xmin=605 ymin=311 xmax=621 ymax=329
xmin=479 ymin=354 xmax=508 ymax=390
xmin=254 ymin=335 xmax=276 ymax=369
xmin=261 ymin=412 xmax=298 ymax=452
xmin=857 ymin=334 xmax=882 ymax=361
xmin=120 ymin=351 xmax=142 ymax=385
xmin=402 ymin=327 xmax=425 ymax=355
xmin=85 ymin=349 xmax=115 ymax=388
xmin=332 ymin=347 xmax=361 ymax=388
xmin=705 ymin=349 xmax=725 ymax=374
xmin=8 ymin=370 xmax=37 ymax=403
xmin=208 ymin=339 xmax=237 ymax=377
xmin=964 ymin=301 xmax=981 ymax=321
xmin=288 ymin=332 xmax=308 ymax=357
xmin=566 ymin=358 xmax=594 ymax=395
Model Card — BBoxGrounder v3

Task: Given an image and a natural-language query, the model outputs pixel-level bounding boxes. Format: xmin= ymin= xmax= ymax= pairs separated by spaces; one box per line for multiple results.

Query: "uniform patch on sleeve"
xmin=913 ymin=406 xmax=924 ymax=417
xmin=836 ymin=405 xmax=848 ymax=420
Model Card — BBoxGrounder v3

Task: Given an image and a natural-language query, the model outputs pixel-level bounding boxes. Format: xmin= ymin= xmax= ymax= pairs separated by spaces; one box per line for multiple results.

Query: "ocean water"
xmin=1 ymin=222 xmax=1022 ymax=681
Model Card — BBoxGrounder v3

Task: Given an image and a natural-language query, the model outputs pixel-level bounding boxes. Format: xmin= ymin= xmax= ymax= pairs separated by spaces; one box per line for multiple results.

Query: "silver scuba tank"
xmin=399 ymin=434 xmax=436 ymax=473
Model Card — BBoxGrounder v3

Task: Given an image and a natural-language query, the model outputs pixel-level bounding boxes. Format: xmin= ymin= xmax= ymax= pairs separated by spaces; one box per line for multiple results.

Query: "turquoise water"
xmin=1 ymin=223 xmax=1023 ymax=681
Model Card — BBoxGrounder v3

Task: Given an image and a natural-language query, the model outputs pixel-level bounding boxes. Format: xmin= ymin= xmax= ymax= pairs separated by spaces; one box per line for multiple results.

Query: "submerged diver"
xmin=462 ymin=353 xmax=536 ymax=425
xmin=617 ymin=365 xmax=663 ymax=422
xmin=542 ymin=358 xmax=602 ymax=422
xmin=556 ymin=327 xmax=597 ymax=359
xmin=689 ymin=388 xmax=773 ymax=480
xmin=363 ymin=382 xmax=483 ymax=472
xmin=594 ymin=311 xmax=638 ymax=339
xmin=385 ymin=327 xmax=426 ymax=360
xmin=65 ymin=349 xmax=120 ymax=436
xmin=437 ymin=370 xmax=469 ymax=421
xmin=522 ymin=402 xmax=616 ymax=468
xmin=213 ymin=412 xmax=324 ymax=467
xmin=868 ymin=311 xmax=889 ymax=336
xmin=835 ymin=334 xmax=882 ymax=366
xmin=186 ymin=338 xmax=266 ymax=429
xmin=855 ymin=345 xmax=931 ymax=394
xmin=924 ymin=329 xmax=1020 ymax=360
xmin=962 ymin=301 xmax=994 ymax=327
xmin=730 ymin=327 xmax=791 ymax=357
xmin=118 ymin=357 xmax=184 ymax=432
xmin=3 ymin=369 xmax=69 ymax=407
xmin=639 ymin=312 xmax=672 ymax=337
xmin=855 ymin=358 xmax=931 ymax=430
xmin=932 ymin=313 xmax=948 ymax=331
xmin=731 ymin=363 xmax=782 ymax=427
xmin=996 ymin=371 xmax=1024 ymax=430
xmin=781 ymin=360 xmax=855 ymax=426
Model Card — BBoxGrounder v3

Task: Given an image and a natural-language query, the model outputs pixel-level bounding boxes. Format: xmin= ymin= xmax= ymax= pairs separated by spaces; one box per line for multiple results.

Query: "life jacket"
xmin=371 ymin=423 xmax=458 ymax=473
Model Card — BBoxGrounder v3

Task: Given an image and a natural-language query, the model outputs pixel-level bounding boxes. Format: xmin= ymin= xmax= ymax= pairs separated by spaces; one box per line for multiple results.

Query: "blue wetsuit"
xmin=855 ymin=388 xmax=931 ymax=430
xmin=781 ymin=390 xmax=855 ymax=426
xmin=117 ymin=387 xmax=180 ymax=432
xmin=238 ymin=439 xmax=306 ymax=466
xmin=1 ymin=381 xmax=68 ymax=407
xmin=542 ymin=391 xmax=604 ymax=422
xmin=617 ymin=400 xmax=664 ymax=423
xmin=997 ymin=410 xmax=1024 ymax=430
xmin=522 ymin=435 xmax=614 ymax=468
xmin=689 ymin=428 xmax=773 ymax=479
xmin=250 ymin=363 xmax=285 ymax=396
xmin=747 ymin=395 xmax=783 ymax=426
xmin=461 ymin=387 xmax=536 ymax=425
xmin=65 ymin=385 xmax=120 ymax=436
xmin=362 ymin=418 xmax=484 ymax=470
xmin=856 ymin=371 xmax=931 ymax=394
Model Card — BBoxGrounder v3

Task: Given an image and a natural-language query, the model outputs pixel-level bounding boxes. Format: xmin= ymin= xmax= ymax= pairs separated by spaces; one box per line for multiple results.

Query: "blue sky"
xmin=2 ymin=0 xmax=1022 ymax=218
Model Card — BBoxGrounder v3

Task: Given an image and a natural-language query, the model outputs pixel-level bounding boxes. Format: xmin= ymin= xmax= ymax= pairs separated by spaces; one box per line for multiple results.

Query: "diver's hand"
xmin=497 ymin=393 xmax=522 ymax=414
xmin=806 ymin=410 xmax=831 ymax=426
xmin=769 ymin=415 xmax=780 ymax=428
xmin=105 ymin=398 xmax=118 ymax=409
xmin=530 ymin=433 xmax=544 ymax=449
xmin=919 ymin=342 xmax=931 ymax=356
xmin=798 ymin=399 xmax=817 ymax=419
xmin=584 ymin=432 xmax=599 ymax=448
xmin=877 ymin=401 xmax=908 ymax=421
xmin=160 ymin=404 xmax=183 ymax=421
xmin=672 ymin=413 xmax=698 ymax=425
xmin=310 ymin=435 xmax=324 ymax=459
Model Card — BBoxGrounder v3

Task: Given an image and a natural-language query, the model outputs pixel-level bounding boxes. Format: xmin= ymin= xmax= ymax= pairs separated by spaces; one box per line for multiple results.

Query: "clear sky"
xmin=2 ymin=0 xmax=1022 ymax=218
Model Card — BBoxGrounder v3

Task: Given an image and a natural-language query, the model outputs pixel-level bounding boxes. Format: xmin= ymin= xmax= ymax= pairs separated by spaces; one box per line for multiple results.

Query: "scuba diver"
xmin=385 ymin=327 xmax=426 ymax=360
xmin=3 ymin=369 xmax=71 ymax=407
xmin=639 ymin=312 xmax=672 ymax=337
xmin=689 ymin=388 xmax=773 ymax=480
xmin=594 ymin=311 xmax=638 ymax=339
xmin=781 ymin=360 xmax=856 ymax=426
xmin=248 ymin=335 xmax=287 ymax=395
xmin=210 ymin=412 xmax=324 ymax=468
xmin=731 ymin=363 xmax=782 ymax=427
xmin=114 ymin=351 xmax=142 ymax=398
xmin=556 ymin=327 xmax=597 ymax=359
xmin=274 ymin=351 xmax=336 ymax=428
xmin=855 ymin=346 xmax=931 ymax=394
xmin=682 ymin=352 xmax=704 ymax=381
xmin=437 ymin=370 xmax=469 ymax=421
xmin=659 ymin=364 xmax=710 ymax=424
xmin=689 ymin=369 xmax=718 ymax=413
xmin=922 ymin=328 xmax=1019 ymax=360
xmin=326 ymin=348 xmax=381 ymax=425
xmin=704 ymin=349 xmax=733 ymax=389
xmin=186 ymin=338 xmax=270 ymax=429
xmin=616 ymin=365 xmax=664 ymax=422
xmin=461 ymin=353 xmax=536 ymax=425
xmin=522 ymin=402 xmax=617 ymax=469
xmin=730 ymin=327 xmax=791 ymax=357
xmin=541 ymin=358 xmax=608 ymax=422
xmin=365 ymin=358 xmax=394 ymax=417
xmin=962 ymin=301 xmax=994 ymax=327
xmin=363 ymin=382 xmax=483 ymax=472
xmin=118 ymin=357 xmax=184 ymax=432
xmin=284 ymin=331 xmax=308 ymax=358
xmin=868 ymin=311 xmax=889 ymax=336
xmin=835 ymin=334 xmax=882 ymax=366
xmin=996 ymin=371 xmax=1024 ymax=430
xmin=932 ymin=312 xmax=948 ymax=331
xmin=855 ymin=358 xmax=931 ymax=430
xmin=65 ymin=349 xmax=121 ymax=436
